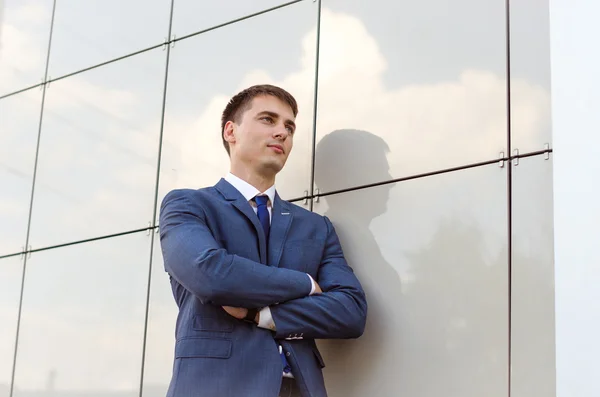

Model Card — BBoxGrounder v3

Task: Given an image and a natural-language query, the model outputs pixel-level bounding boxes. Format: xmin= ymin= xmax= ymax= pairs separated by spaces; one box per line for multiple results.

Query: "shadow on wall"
xmin=312 ymin=129 xmax=547 ymax=397
xmin=314 ymin=129 xmax=405 ymax=395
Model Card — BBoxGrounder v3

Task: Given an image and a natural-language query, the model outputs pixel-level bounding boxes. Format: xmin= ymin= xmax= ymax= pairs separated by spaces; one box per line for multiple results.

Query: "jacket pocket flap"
xmin=175 ymin=337 xmax=232 ymax=359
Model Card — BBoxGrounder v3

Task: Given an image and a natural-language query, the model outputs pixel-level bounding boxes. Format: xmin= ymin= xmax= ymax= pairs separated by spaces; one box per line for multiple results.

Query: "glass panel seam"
xmin=1 ymin=0 xmax=304 ymax=95
xmin=140 ymin=0 xmax=175 ymax=394
xmin=308 ymin=0 xmax=322 ymax=213
xmin=314 ymin=157 xmax=506 ymax=199
xmin=174 ymin=0 xmax=304 ymax=43
xmin=22 ymin=227 xmax=153 ymax=255
xmin=10 ymin=0 xmax=58 ymax=385
xmin=44 ymin=43 xmax=164 ymax=86
xmin=0 ymin=84 xmax=45 ymax=100
xmin=506 ymin=0 xmax=514 ymax=395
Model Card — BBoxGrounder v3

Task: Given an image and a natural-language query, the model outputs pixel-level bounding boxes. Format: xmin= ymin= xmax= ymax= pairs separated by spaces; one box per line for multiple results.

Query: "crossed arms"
xmin=159 ymin=190 xmax=367 ymax=340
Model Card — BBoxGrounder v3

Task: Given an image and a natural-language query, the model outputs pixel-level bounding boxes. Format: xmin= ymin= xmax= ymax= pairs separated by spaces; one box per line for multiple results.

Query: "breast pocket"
xmin=281 ymin=239 xmax=323 ymax=274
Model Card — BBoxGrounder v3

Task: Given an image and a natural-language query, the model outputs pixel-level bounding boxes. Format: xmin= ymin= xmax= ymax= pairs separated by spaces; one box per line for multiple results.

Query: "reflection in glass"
xmin=509 ymin=0 xmax=552 ymax=153
xmin=0 ymin=256 xmax=24 ymax=397
xmin=158 ymin=0 xmax=317 ymax=219
xmin=28 ymin=48 xmax=166 ymax=248
xmin=314 ymin=130 xmax=508 ymax=397
xmin=11 ymin=232 xmax=151 ymax=396
xmin=315 ymin=0 xmax=509 ymax=191
xmin=0 ymin=0 xmax=53 ymax=96
xmin=47 ymin=0 xmax=171 ymax=78
xmin=0 ymin=89 xmax=43 ymax=255
xmin=511 ymin=154 xmax=556 ymax=397
xmin=172 ymin=0 xmax=291 ymax=39
xmin=141 ymin=233 xmax=178 ymax=397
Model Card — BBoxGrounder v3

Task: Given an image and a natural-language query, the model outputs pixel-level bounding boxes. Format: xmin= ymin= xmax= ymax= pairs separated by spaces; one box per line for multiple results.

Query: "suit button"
xmin=286 ymin=352 xmax=291 ymax=357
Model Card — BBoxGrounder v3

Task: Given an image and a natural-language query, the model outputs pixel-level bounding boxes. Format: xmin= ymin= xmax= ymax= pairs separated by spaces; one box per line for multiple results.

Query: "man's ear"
xmin=223 ymin=120 xmax=236 ymax=145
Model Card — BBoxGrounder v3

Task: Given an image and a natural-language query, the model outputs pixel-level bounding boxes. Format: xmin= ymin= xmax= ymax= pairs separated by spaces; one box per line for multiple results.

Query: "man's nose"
xmin=274 ymin=126 xmax=289 ymax=139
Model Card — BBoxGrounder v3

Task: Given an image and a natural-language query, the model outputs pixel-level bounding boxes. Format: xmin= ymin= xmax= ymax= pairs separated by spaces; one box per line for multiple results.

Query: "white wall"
xmin=550 ymin=1 xmax=600 ymax=396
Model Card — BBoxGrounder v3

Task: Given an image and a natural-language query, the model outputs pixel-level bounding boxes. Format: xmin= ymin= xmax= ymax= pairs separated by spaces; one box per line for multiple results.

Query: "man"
xmin=159 ymin=84 xmax=367 ymax=397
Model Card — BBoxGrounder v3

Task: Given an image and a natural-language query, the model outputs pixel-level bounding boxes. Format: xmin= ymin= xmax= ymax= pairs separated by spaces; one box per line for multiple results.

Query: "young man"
xmin=159 ymin=84 xmax=367 ymax=397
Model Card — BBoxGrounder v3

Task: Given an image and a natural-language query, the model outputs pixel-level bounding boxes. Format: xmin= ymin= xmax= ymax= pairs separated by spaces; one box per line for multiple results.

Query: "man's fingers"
xmin=222 ymin=306 xmax=247 ymax=319
xmin=314 ymin=282 xmax=323 ymax=294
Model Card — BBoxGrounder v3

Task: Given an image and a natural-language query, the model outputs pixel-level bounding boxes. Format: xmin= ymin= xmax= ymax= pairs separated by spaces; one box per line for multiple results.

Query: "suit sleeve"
xmin=269 ymin=216 xmax=368 ymax=340
xmin=159 ymin=189 xmax=312 ymax=308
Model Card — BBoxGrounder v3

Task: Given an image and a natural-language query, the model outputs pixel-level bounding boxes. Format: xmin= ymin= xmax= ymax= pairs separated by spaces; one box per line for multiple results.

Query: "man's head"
xmin=221 ymin=84 xmax=298 ymax=177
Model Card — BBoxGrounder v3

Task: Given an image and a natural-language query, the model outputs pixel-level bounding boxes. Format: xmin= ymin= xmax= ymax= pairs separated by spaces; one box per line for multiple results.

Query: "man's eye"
xmin=286 ymin=126 xmax=294 ymax=134
xmin=261 ymin=116 xmax=273 ymax=123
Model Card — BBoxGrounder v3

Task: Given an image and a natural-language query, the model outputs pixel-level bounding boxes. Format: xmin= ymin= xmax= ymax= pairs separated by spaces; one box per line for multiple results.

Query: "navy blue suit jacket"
xmin=158 ymin=178 xmax=367 ymax=397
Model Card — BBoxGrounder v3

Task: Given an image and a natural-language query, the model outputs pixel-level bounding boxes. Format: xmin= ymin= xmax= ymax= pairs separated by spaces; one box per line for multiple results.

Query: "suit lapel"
xmin=268 ymin=194 xmax=293 ymax=267
xmin=214 ymin=178 xmax=267 ymax=264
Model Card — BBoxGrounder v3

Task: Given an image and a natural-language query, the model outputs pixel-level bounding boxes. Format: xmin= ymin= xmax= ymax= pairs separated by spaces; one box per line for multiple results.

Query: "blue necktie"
xmin=254 ymin=195 xmax=270 ymax=241
xmin=254 ymin=195 xmax=292 ymax=376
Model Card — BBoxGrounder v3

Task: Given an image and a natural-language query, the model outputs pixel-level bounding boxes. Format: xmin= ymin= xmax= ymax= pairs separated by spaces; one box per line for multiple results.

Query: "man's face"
xmin=227 ymin=95 xmax=296 ymax=174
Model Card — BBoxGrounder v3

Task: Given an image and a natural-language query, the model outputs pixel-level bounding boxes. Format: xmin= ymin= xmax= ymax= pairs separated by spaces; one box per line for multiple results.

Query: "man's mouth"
xmin=268 ymin=144 xmax=284 ymax=154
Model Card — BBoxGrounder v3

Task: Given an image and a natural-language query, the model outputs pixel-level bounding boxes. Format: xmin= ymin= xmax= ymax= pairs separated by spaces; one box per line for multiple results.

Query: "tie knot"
xmin=254 ymin=195 xmax=269 ymax=207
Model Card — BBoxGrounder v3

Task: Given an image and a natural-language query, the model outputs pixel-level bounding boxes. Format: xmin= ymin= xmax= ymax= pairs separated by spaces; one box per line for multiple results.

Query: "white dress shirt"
xmin=224 ymin=172 xmax=316 ymax=332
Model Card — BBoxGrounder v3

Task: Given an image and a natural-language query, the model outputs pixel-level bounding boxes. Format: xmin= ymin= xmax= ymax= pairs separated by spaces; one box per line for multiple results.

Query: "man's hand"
xmin=313 ymin=280 xmax=322 ymax=294
xmin=222 ymin=306 xmax=259 ymax=323
xmin=222 ymin=306 xmax=247 ymax=319
xmin=308 ymin=274 xmax=323 ymax=295
xmin=222 ymin=277 xmax=322 ymax=324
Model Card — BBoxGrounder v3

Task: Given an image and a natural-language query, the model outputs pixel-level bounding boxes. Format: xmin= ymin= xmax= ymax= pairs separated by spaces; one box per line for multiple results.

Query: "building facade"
xmin=0 ymin=0 xmax=558 ymax=396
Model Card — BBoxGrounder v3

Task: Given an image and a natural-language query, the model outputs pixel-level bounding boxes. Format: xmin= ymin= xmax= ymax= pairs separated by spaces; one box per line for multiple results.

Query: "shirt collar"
xmin=225 ymin=172 xmax=276 ymax=204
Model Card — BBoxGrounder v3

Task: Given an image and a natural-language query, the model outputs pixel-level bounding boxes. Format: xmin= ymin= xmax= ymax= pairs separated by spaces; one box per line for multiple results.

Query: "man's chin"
xmin=261 ymin=161 xmax=286 ymax=175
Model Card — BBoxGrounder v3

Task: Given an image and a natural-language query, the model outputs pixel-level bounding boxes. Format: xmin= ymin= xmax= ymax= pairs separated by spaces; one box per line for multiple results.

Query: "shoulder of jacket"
xmin=161 ymin=186 xmax=217 ymax=207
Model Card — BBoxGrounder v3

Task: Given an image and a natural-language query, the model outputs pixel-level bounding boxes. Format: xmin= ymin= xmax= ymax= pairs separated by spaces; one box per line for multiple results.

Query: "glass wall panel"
xmin=0 ymin=255 xmax=24 ymax=397
xmin=172 ymin=0 xmax=293 ymax=39
xmin=47 ymin=0 xmax=171 ymax=78
xmin=28 ymin=48 xmax=166 ymax=248
xmin=11 ymin=232 xmax=151 ymax=397
xmin=313 ymin=159 xmax=508 ymax=396
xmin=509 ymin=0 xmax=552 ymax=153
xmin=315 ymin=0 xmax=508 ymax=193
xmin=141 ymin=233 xmax=178 ymax=397
xmin=0 ymin=0 xmax=53 ymax=96
xmin=511 ymin=154 xmax=555 ymax=397
xmin=158 ymin=0 xmax=318 ymax=219
xmin=0 ymin=88 xmax=43 ymax=255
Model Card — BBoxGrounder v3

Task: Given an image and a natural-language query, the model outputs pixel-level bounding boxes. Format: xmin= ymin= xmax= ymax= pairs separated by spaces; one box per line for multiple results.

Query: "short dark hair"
xmin=221 ymin=84 xmax=299 ymax=155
